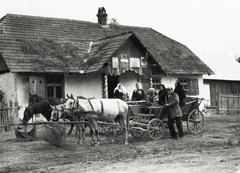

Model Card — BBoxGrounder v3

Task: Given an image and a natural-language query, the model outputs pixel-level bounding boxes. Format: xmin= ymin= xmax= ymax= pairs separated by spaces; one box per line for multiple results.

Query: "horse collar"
xmin=88 ymin=99 xmax=94 ymax=112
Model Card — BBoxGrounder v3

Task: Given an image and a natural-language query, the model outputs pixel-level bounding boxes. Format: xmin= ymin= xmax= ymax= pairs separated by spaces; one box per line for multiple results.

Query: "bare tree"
xmin=235 ymin=55 xmax=240 ymax=63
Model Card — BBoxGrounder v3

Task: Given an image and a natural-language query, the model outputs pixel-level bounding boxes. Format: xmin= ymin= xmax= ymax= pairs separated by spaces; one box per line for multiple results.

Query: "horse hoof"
xmin=94 ymin=142 xmax=100 ymax=146
xmin=90 ymin=141 xmax=96 ymax=146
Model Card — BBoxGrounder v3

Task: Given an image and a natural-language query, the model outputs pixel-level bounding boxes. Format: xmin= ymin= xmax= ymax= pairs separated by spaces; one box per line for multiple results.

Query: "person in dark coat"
xmin=158 ymin=84 xmax=167 ymax=106
xmin=165 ymin=87 xmax=184 ymax=139
xmin=158 ymin=84 xmax=168 ymax=120
xmin=174 ymin=80 xmax=186 ymax=106
xmin=131 ymin=82 xmax=145 ymax=101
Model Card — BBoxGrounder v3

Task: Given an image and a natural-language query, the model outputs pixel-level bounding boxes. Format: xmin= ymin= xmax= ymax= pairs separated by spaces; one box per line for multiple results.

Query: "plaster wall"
xmin=16 ymin=74 xmax=30 ymax=119
xmin=161 ymin=75 xmax=205 ymax=110
xmin=0 ymin=72 xmax=17 ymax=106
xmin=65 ymin=74 xmax=102 ymax=98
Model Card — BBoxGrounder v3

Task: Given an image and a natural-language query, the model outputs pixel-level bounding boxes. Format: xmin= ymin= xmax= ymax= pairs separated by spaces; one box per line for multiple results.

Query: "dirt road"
xmin=0 ymin=113 xmax=240 ymax=173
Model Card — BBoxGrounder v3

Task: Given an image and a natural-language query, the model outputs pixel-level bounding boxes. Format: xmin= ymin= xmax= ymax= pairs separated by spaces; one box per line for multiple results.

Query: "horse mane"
xmin=77 ymin=96 xmax=95 ymax=100
xmin=77 ymin=96 xmax=87 ymax=99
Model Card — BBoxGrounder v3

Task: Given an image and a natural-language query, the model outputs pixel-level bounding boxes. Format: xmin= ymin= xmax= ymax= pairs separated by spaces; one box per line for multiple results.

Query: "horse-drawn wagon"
xmin=127 ymin=97 xmax=205 ymax=140
xmin=17 ymin=93 xmax=205 ymax=147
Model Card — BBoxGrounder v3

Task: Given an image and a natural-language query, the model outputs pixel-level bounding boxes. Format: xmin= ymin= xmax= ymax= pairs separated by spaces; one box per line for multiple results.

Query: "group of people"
xmin=113 ymin=80 xmax=186 ymax=140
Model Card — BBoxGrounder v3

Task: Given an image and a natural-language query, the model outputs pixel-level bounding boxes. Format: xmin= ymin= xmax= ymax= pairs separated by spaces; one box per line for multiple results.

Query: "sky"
xmin=0 ymin=0 xmax=240 ymax=59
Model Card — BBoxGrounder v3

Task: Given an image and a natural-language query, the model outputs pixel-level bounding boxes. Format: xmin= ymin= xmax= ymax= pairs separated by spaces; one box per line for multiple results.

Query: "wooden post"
xmin=216 ymin=93 xmax=219 ymax=114
xmin=149 ymin=77 xmax=153 ymax=88
xmin=102 ymin=74 xmax=108 ymax=98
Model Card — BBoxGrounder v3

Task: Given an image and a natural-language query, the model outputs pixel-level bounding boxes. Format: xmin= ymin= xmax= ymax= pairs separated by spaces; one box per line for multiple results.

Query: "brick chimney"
xmin=97 ymin=7 xmax=108 ymax=25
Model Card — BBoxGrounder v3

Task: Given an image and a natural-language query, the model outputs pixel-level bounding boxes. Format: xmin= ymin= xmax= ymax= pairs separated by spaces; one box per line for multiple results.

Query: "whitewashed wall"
xmin=16 ymin=74 xmax=30 ymax=119
xmin=162 ymin=75 xmax=205 ymax=110
xmin=0 ymin=72 xmax=17 ymax=105
xmin=0 ymin=72 xmax=25 ymax=120
xmin=65 ymin=73 xmax=102 ymax=99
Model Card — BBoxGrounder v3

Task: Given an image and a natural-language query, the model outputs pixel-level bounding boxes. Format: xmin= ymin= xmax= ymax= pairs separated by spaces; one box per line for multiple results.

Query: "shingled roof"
xmin=0 ymin=13 xmax=213 ymax=75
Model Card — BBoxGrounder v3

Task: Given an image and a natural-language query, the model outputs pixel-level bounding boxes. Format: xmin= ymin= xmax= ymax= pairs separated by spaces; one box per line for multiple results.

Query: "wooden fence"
xmin=0 ymin=101 xmax=21 ymax=133
xmin=216 ymin=93 xmax=240 ymax=114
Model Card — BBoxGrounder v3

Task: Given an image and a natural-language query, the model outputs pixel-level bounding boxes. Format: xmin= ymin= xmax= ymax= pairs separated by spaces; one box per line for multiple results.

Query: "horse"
xmin=28 ymin=93 xmax=68 ymax=106
xmin=28 ymin=93 xmax=74 ymax=132
xmin=50 ymin=103 xmax=90 ymax=143
xmin=65 ymin=94 xmax=129 ymax=146
xmin=23 ymin=100 xmax=53 ymax=127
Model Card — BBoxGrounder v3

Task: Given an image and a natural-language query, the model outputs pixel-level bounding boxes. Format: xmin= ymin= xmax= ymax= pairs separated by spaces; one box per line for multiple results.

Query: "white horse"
xmin=65 ymin=94 xmax=129 ymax=146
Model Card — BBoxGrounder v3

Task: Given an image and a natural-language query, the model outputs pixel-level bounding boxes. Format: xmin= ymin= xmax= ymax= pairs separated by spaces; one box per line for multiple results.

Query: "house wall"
xmin=65 ymin=73 xmax=102 ymax=98
xmin=0 ymin=72 xmax=21 ymax=121
xmin=16 ymin=74 xmax=30 ymax=119
xmin=162 ymin=75 xmax=205 ymax=110
xmin=0 ymin=72 xmax=17 ymax=106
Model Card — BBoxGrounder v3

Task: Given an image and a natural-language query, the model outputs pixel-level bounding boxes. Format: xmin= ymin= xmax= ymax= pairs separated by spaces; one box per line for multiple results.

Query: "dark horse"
xmin=28 ymin=93 xmax=75 ymax=134
xmin=28 ymin=93 xmax=68 ymax=107
xmin=23 ymin=100 xmax=52 ymax=125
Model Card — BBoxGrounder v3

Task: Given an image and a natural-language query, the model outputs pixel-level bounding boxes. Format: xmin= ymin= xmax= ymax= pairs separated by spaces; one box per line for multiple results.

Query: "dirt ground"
xmin=0 ymin=112 xmax=240 ymax=173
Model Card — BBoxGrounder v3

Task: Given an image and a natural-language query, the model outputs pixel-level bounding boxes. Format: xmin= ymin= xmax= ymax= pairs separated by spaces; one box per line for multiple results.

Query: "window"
xmin=46 ymin=76 xmax=64 ymax=98
xmin=178 ymin=78 xmax=199 ymax=95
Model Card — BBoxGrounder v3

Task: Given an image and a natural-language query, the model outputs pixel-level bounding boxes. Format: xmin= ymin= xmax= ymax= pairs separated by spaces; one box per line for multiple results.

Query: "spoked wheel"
xmin=98 ymin=124 xmax=111 ymax=134
xmin=130 ymin=119 xmax=145 ymax=138
xmin=147 ymin=118 xmax=165 ymax=140
xmin=130 ymin=126 xmax=145 ymax=138
xmin=187 ymin=109 xmax=205 ymax=133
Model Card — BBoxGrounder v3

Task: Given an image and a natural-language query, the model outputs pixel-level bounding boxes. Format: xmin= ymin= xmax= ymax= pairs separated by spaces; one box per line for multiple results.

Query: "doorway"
xmin=108 ymin=75 xmax=119 ymax=98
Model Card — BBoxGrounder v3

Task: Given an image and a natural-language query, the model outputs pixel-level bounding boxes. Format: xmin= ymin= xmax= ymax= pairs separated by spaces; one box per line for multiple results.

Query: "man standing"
xmin=165 ymin=87 xmax=184 ymax=139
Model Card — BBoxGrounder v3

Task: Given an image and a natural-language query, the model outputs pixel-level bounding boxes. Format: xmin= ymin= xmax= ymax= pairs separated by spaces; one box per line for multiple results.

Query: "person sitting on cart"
xmin=131 ymin=82 xmax=145 ymax=101
xmin=113 ymin=83 xmax=129 ymax=101
xmin=158 ymin=84 xmax=167 ymax=106
xmin=174 ymin=80 xmax=186 ymax=106
xmin=145 ymin=88 xmax=157 ymax=105
xmin=141 ymin=88 xmax=157 ymax=113
xmin=165 ymin=87 xmax=184 ymax=139
xmin=157 ymin=84 xmax=168 ymax=121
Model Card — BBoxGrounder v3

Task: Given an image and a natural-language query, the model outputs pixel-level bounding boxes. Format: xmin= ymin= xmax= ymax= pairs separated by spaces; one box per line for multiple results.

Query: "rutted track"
xmin=0 ymin=113 xmax=240 ymax=173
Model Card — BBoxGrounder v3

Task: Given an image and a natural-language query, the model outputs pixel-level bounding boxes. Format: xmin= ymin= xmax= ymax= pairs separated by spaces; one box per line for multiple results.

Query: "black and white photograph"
xmin=0 ymin=0 xmax=240 ymax=172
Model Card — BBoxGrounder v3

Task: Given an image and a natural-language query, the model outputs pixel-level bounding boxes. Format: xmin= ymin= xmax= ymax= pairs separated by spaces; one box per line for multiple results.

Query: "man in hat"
xmin=165 ymin=87 xmax=184 ymax=139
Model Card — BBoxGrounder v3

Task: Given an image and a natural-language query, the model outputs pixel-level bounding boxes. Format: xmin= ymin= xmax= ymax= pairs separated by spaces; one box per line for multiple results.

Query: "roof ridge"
xmin=97 ymin=31 xmax=134 ymax=41
xmin=4 ymin=13 xmax=97 ymax=25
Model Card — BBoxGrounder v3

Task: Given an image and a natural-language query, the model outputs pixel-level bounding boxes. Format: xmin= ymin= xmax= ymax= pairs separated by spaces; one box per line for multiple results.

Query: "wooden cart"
xmin=127 ymin=97 xmax=205 ymax=140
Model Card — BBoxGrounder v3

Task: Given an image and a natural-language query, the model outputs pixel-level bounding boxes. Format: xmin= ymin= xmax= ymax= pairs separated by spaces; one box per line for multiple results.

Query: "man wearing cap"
xmin=165 ymin=87 xmax=184 ymax=139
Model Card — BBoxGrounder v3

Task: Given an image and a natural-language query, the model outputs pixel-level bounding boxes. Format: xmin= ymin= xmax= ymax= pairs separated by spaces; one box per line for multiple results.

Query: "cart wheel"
xmin=147 ymin=118 xmax=165 ymax=140
xmin=98 ymin=124 xmax=111 ymax=134
xmin=130 ymin=126 xmax=145 ymax=138
xmin=187 ymin=109 xmax=205 ymax=133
